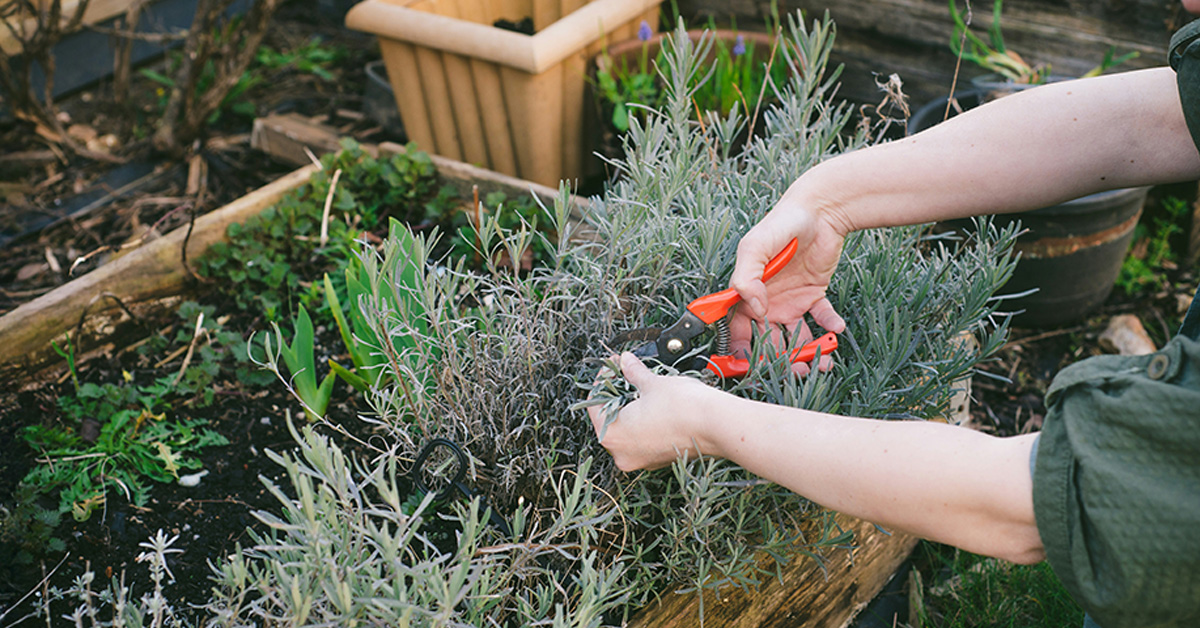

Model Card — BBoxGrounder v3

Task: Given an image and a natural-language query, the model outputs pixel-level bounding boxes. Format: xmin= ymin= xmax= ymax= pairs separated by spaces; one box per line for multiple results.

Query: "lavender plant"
xmin=213 ymin=13 xmax=1017 ymax=623
xmin=44 ymin=13 xmax=1019 ymax=626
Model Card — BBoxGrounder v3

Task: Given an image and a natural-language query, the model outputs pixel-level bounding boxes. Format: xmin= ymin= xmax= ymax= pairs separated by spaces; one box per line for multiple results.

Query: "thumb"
xmin=619 ymin=352 xmax=654 ymax=389
xmin=731 ymin=278 xmax=768 ymax=320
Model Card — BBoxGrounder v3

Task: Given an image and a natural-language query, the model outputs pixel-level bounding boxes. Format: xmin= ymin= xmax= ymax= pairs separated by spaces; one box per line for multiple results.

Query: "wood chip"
xmin=67 ymin=123 xmax=98 ymax=143
xmin=44 ymin=247 xmax=62 ymax=274
xmin=16 ymin=262 xmax=48 ymax=281
xmin=186 ymin=153 xmax=207 ymax=196
xmin=1098 ymin=314 xmax=1156 ymax=356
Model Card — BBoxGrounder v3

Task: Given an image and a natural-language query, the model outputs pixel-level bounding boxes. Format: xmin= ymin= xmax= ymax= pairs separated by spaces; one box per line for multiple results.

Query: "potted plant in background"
xmin=589 ymin=19 xmax=791 ymax=170
xmin=948 ymin=0 xmax=1138 ymax=98
xmin=344 ymin=0 xmax=662 ymax=188
xmin=907 ymin=0 xmax=1147 ymax=328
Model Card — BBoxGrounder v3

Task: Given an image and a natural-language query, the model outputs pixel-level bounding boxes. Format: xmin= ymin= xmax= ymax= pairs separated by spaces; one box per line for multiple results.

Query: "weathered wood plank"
xmin=251 ymin=113 xmax=590 ymax=215
xmin=0 ymin=165 xmax=318 ymax=385
xmin=631 ymin=511 xmax=917 ymax=628
xmin=678 ymin=0 xmax=1176 ymax=108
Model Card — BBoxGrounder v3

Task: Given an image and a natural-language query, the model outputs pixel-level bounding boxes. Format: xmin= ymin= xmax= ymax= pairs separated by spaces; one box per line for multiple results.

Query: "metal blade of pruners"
xmin=613 ymin=238 xmax=838 ymax=377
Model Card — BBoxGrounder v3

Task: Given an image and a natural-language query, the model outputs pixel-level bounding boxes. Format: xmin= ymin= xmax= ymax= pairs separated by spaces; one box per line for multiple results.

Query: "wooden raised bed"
xmin=0 ymin=126 xmax=917 ymax=626
xmin=0 ymin=131 xmax=584 ymax=383
xmin=633 ymin=513 xmax=916 ymax=627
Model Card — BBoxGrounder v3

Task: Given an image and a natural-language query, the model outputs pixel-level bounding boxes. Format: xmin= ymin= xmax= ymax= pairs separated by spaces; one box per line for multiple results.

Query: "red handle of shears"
xmin=706 ymin=331 xmax=838 ymax=378
xmin=686 ymin=238 xmax=800 ymax=325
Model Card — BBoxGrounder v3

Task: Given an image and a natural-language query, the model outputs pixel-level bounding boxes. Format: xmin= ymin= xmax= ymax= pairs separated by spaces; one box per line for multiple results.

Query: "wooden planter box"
xmin=633 ymin=513 xmax=916 ymax=627
xmin=344 ymin=0 xmax=661 ymax=188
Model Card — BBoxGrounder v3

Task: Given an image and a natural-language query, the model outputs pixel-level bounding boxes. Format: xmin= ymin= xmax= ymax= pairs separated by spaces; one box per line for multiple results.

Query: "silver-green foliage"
xmin=215 ymin=13 xmax=1016 ymax=624
xmin=204 ymin=418 xmax=629 ymax=627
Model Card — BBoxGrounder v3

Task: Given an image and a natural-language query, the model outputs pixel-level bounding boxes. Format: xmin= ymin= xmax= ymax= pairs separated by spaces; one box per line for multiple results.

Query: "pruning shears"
xmin=621 ymin=238 xmax=838 ymax=378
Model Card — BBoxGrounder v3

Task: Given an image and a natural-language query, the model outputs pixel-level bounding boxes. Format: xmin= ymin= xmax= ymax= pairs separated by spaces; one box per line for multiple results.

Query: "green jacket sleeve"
xmin=1170 ymin=19 xmax=1200 ymax=152
xmin=1033 ymin=334 xmax=1200 ymax=628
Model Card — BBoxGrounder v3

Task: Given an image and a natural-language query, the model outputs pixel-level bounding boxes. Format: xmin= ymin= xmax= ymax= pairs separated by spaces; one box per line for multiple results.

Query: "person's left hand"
xmin=586 ymin=352 xmax=724 ymax=471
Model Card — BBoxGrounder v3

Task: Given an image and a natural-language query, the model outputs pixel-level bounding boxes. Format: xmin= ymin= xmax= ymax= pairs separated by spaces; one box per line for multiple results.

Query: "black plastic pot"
xmin=909 ymin=90 xmax=1148 ymax=328
xmin=362 ymin=60 xmax=408 ymax=141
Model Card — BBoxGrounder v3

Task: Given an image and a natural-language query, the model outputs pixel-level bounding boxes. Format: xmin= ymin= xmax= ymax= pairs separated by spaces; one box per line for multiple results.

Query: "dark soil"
xmin=0 ymin=0 xmax=399 ymax=317
xmin=0 ymin=317 xmax=374 ymax=624
xmin=0 ymin=0 xmax=402 ymax=621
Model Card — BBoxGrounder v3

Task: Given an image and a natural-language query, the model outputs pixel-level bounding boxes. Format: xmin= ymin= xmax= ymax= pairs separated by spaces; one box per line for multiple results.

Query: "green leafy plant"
xmin=140 ymin=33 xmax=345 ymax=125
xmin=254 ymin=36 xmax=345 ymax=82
xmin=293 ymin=219 xmax=439 ymax=407
xmin=195 ymin=141 xmax=449 ymax=319
xmin=594 ymin=19 xmax=793 ymax=132
xmin=253 ymin=305 xmax=338 ymax=421
xmin=949 ymin=0 xmax=1137 ymax=84
xmin=0 ymin=483 xmax=65 ymax=566
xmin=1117 ymin=195 xmax=1189 ymax=296
xmin=450 ymin=190 xmax=555 ymax=270
xmin=138 ymin=13 xmax=267 ymax=125
xmin=22 ymin=363 xmax=228 ymax=522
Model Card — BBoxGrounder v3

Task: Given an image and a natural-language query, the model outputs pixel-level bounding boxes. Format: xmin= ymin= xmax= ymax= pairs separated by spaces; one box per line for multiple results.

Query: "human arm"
xmin=590 ymin=352 xmax=1045 ymax=564
xmin=730 ymin=67 xmax=1200 ymax=343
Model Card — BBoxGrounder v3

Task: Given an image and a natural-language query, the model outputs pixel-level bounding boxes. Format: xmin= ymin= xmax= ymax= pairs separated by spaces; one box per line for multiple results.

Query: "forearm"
xmin=696 ymin=393 xmax=1044 ymax=564
xmin=794 ymin=67 xmax=1200 ymax=234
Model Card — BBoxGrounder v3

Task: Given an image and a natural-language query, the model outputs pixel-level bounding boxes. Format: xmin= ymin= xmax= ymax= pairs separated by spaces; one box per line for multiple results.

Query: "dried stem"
xmin=152 ymin=0 xmax=281 ymax=154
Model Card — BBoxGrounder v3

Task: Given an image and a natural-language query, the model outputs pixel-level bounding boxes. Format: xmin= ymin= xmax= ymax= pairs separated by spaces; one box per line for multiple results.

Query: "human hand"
xmin=728 ymin=185 xmax=849 ymax=372
xmin=587 ymin=353 xmax=724 ymax=472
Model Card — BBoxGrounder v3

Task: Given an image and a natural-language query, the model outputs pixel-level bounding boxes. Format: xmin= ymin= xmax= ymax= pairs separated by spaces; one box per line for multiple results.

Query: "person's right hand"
xmin=727 ymin=184 xmax=850 ymax=371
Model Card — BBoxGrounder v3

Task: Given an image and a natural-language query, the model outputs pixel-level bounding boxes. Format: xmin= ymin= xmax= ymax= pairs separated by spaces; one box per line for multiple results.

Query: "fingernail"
xmin=750 ymin=297 xmax=765 ymax=318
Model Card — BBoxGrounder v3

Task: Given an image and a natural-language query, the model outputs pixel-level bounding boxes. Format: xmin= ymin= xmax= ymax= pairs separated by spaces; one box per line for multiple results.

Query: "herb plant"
xmin=450 ymin=190 xmax=556 ymax=270
xmin=594 ymin=19 xmax=792 ymax=133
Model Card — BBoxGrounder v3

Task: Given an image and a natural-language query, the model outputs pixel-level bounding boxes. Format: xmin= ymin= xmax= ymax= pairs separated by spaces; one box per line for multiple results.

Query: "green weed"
xmin=912 ymin=543 xmax=1084 ymax=628
xmin=22 ymin=367 xmax=228 ymax=522
xmin=11 ymin=305 xmax=240 ymax=556
xmin=1117 ymin=195 xmax=1189 ymax=297
xmin=254 ymin=36 xmax=346 ymax=82
xmin=140 ymin=33 xmax=346 ymax=124
xmin=195 ymin=140 xmax=450 ymax=319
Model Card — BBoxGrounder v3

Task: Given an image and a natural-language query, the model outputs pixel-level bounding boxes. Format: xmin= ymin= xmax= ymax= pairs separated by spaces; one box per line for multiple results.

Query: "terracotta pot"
xmin=909 ymin=89 xmax=1148 ymax=327
xmin=344 ymin=0 xmax=662 ymax=188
